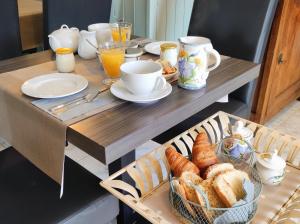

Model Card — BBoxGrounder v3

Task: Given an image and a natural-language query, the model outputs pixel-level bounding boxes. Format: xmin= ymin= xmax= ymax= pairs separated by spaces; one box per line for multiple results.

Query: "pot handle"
xmin=70 ymin=27 xmax=79 ymax=32
xmin=60 ymin=24 xmax=70 ymax=30
xmin=205 ymin=48 xmax=221 ymax=72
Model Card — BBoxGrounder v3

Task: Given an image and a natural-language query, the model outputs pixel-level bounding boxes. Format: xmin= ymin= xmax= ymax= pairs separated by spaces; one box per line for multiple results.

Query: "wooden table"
xmin=18 ymin=0 xmax=43 ymax=50
xmin=0 ymin=50 xmax=260 ymax=223
xmin=0 ymin=51 xmax=260 ymax=166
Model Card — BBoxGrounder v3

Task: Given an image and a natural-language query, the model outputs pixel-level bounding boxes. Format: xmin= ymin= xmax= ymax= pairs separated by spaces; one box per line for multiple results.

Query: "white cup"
xmin=120 ymin=61 xmax=166 ymax=96
xmin=88 ymin=23 xmax=112 ymax=44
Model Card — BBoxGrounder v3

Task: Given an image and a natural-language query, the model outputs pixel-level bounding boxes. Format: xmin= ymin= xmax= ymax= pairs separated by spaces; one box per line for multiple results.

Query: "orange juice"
xmin=99 ymin=48 xmax=125 ymax=78
xmin=111 ymin=27 xmax=131 ymax=42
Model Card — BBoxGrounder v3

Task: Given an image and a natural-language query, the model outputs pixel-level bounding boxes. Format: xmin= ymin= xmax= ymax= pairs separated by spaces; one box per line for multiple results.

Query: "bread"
xmin=192 ymin=132 xmax=218 ymax=170
xmin=195 ymin=178 xmax=225 ymax=208
xmin=180 ymin=171 xmax=203 ymax=185
xmin=203 ymin=163 xmax=234 ymax=179
xmin=179 ymin=172 xmax=203 ymax=203
xmin=172 ymin=179 xmax=196 ymax=217
xmin=213 ymin=170 xmax=250 ymax=207
xmin=165 ymin=146 xmax=200 ymax=177
xmin=179 ymin=172 xmax=225 ymax=221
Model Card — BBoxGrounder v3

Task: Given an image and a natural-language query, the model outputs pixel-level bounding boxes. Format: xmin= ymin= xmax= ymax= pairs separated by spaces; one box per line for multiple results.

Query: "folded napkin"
xmin=32 ymin=84 xmax=123 ymax=124
xmin=214 ymin=179 xmax=255 ymax=224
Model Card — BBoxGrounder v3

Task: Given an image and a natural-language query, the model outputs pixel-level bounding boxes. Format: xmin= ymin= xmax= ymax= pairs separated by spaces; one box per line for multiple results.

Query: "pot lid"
xmin=232 ymin=121 xmax=253 ymax=138
xmin=257 ymin=150 xmax=286 ymax=170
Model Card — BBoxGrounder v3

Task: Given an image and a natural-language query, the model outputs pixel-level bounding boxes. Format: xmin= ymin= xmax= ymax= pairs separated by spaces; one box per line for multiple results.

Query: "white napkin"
xmin=217 ymin=95 xmax=229 ymax=103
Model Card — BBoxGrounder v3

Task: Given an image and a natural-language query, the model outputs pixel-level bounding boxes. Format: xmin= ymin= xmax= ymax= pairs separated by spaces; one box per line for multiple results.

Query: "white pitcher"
xmin=178 ymin=36 xmax=221 ymax=90
xmin=78 ymin=30 xmax=97 ymax=59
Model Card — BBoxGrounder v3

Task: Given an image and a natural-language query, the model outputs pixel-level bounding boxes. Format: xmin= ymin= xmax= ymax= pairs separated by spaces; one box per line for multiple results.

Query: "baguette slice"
xmin=172 ymin=179 xmax=196 ymax=217
xmin=203 ymin=163 xmax=234 ymax=179
xmin=213 ymin=169 xmax=250 ymax=207
xmin=194 ymin=178 xmax=225 ymax=222
xmin=195 ymin=178 xmax=225 ymax=209
xmin=179 ymin=172 xmax=203 ymax=203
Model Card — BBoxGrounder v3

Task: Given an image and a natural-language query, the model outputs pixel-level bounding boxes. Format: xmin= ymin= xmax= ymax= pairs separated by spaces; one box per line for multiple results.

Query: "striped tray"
xmin=101 ymin=111 xmax=300 ymax=224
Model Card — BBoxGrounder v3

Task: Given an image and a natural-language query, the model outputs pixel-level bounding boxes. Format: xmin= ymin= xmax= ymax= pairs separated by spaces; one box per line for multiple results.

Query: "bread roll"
xmin=192 ymin=132 xmax=218 ymax=169
xmin=165 ymin=146 xmax=200 ymax=177
xmin=213 ymin=169 xmax=250 ymax=207
xmin=203 ymin=163 xmax=234 ymax=179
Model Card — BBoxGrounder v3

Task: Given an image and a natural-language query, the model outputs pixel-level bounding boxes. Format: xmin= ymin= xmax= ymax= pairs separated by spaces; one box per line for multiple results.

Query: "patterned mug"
xmin=178 ymin=36 xmax=221 ymax=90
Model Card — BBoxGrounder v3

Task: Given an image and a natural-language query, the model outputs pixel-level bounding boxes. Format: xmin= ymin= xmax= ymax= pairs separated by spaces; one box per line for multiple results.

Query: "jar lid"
xmin=160 ymin=43 xmax=177 ymax=51
xmin=257 ymin=150 xmax=286 ymax=170
xmin=232 ymin=121 xmax=253 ymax=139
xmin=56 ymin=48 xmax=73 ymax=55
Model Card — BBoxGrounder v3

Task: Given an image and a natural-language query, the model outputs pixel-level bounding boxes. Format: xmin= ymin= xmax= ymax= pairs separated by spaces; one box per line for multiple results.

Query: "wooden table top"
xmin=0 ymin=51 xmax=260 ymax=165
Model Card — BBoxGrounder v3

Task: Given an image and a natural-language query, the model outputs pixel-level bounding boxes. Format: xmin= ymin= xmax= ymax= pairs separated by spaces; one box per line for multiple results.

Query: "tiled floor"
xmin=265 ymin=100 xmax=300 ymax=139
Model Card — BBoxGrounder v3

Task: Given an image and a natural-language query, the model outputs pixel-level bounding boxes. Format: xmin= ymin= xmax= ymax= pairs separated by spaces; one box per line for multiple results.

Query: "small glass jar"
xmin=56 ymin=48 xmax=75 ymax=73
xmin=160 ymin=43 xmax=178 ymax=66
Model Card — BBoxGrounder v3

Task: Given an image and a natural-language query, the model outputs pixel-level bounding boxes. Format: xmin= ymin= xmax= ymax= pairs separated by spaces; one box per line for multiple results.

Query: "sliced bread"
xmin=179 ymin=171 xmax=203 ymax=203
xmin=193 ymin=178 xmax=225 ymax=221
xmin=213 ymin=169 xmax=250 ymax=207
xmin=195 ymin=178 xmax=225 ymax=208
xmin=172 ymin=179 xmax=196 ymax=217
xmin=203 ymin=163 xmax=234 ymax=179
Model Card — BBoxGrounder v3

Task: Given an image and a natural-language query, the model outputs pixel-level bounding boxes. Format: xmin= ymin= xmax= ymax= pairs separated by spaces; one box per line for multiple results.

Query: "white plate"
xmin=110 ymin=80 xmax=172 ymax=104
xmin=144 ymin=41 xmax=179 ymax=55
xmin=21 ymin=73 xmax=88 ymax=98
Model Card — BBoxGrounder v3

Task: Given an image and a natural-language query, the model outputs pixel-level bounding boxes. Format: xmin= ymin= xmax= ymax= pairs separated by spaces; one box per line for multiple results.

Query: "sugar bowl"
xmin=256 ymin=150 xmax=286 ymax=185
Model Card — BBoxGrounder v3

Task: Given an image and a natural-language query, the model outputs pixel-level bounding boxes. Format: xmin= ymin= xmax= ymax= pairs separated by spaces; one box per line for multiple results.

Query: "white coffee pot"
xmin=48 ymin=24 xmax=80 ymax=52
xmin=78 ymin=30 xmax=98 ymax=59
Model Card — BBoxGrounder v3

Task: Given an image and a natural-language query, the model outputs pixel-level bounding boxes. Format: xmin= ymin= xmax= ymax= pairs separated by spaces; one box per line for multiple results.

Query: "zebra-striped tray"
xmin=100 ymin=111 xmax=300 ymax=224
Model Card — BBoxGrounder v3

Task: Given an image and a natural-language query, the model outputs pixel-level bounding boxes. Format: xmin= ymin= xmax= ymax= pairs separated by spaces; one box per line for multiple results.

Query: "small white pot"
xmin=256 ymin=151 xmax=286 ymax=185
xmin=48 ymin=24 xmax=80 ymax=52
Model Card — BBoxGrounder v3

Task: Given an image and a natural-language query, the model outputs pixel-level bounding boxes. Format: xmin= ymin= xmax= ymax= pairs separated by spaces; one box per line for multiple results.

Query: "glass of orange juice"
xmin=110 ymin=22 xmax=132 ymax=42
xmin=98 ymin=42 xmax=125 ymax=85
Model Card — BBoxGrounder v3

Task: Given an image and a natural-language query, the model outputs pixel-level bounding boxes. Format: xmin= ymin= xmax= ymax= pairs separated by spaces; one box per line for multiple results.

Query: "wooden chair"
xmin=154 ymin=0 xmax=279 ymax=143
xmin=0 ymin=0 xmax=22 ymax=60
xmin=43 ymin=0 xmax=112 ymax=49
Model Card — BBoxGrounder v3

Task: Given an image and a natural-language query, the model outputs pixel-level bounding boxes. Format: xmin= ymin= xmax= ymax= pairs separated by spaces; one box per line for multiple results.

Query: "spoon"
xmin=85 ymin=38 xmax=99 ymax=54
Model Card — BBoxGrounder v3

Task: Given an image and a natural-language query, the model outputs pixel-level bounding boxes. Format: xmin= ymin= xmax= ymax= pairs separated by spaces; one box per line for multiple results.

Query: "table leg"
xmin=108 ymin=150 xmax=137 ymax=224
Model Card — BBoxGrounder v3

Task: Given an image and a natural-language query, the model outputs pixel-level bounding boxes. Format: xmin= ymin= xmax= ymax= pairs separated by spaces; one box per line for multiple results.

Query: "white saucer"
xmin=110 ymin=80 xmax=172 ymax=103
xmin=144 ymin=41 xmax=179 ymax=55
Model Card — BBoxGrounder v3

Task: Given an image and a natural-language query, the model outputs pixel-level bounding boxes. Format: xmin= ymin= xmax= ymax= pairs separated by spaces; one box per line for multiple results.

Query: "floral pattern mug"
xmin=178 ymin=36 xmax=221 ymax=90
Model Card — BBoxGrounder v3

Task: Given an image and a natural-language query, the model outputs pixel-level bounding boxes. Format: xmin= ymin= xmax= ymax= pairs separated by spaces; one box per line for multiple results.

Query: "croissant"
xmin=165 ymin=146 xmax=200 ymax=177
xmin=192 ymin=131 xmax=218 ymax=169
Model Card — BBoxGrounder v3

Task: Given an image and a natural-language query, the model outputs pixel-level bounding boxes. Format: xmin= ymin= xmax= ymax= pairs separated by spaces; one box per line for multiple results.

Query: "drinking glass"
xmin=98 ymin=42 xmax=125 ymax=85
xmin=110 ymin=22 xmax=132 ymax=42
